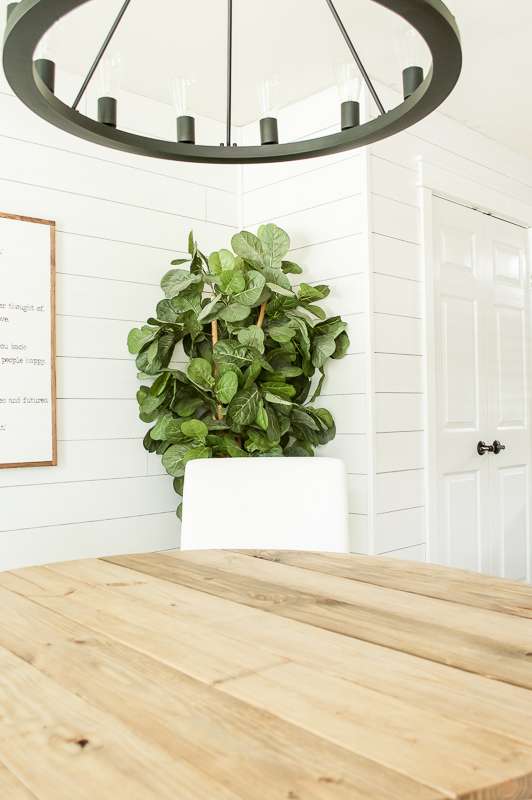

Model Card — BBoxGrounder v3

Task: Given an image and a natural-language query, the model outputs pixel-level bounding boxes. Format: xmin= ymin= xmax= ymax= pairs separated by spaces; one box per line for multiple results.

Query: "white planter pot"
xmin=180 ymin=457 xmax=349 ymax=552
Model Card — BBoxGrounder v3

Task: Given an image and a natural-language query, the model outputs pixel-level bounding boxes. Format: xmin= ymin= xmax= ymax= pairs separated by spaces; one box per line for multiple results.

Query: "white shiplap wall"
xmin=240 ymin=94 xmax=371 ymax=552
xmin=366 ymin=80 xmax=532 ymax=562
xmin=242 ymin=80 xmax=532 ymax=561
xmin=0 ymin=55 xmax=238 ymax=568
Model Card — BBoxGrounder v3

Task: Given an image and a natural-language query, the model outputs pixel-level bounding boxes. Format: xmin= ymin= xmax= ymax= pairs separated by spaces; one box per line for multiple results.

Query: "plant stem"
xmin=211 ymin=319 xmax=219 ymax=347
xmin=211 ymin=320 xmax=223 ymax=421
xmin=257 ymin=303 xmax=266 ymax=329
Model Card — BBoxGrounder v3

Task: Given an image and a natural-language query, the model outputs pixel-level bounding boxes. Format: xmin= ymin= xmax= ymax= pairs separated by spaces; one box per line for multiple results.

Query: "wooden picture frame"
xmin=0 ymin=211 xmax=57 ymax=469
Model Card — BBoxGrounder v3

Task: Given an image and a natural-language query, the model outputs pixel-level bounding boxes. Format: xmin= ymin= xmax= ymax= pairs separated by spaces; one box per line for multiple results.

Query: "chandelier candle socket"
xmin=34 ymin=57 xmax=55 ymax=93
xmin=97 ymin=96 xmax=117 ymax=127
xmin=2 ymin=0 xmax=462 ymax=165
xmin=403 ymin=65 xmax=425 ymax=98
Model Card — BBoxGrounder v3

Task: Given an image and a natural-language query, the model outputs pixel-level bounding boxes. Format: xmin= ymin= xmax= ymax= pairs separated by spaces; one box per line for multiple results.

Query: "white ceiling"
xmin=44 ymin=0 xmax=532 ymax=159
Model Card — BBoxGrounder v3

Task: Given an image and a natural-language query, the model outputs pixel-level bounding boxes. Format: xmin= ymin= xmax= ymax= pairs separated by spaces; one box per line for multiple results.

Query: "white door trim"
xmin=418 ymin=159 xmax=532 ymax=577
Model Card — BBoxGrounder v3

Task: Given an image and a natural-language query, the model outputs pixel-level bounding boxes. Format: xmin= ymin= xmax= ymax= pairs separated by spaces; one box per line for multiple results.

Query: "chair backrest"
xmin=180 ymin=457 xmax=350 ymax=552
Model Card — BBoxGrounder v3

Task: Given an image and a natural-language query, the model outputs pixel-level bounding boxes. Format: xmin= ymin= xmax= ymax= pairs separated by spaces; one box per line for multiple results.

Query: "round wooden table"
xmin=1 ymin=550 xmax=532 ymax=799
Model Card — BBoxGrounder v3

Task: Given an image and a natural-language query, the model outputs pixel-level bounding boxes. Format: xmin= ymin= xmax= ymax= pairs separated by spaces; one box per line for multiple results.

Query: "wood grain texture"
xmin=108 ymin=550 xmax=532 ymax=690
xmin=236 ymin=550 xmax=532 ymax=618
xmin=0 ymin=550 xmax=532 ymax=799
xmin=0 ymin=764 xmax=37 ymax=799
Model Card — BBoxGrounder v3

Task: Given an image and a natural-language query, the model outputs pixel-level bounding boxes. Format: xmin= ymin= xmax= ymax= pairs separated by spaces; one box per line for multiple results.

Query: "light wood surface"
xmin=1 ymin=551 xmax=531 ymax=799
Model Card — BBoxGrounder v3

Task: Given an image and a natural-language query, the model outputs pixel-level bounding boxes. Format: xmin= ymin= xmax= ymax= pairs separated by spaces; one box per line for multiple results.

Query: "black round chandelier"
xmin=2 ymin=0 xmax=462 ymax=165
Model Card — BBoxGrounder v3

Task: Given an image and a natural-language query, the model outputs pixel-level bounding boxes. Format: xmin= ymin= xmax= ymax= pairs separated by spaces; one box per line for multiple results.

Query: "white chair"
xmin=180 ymin=457 xmax=350 ymax=552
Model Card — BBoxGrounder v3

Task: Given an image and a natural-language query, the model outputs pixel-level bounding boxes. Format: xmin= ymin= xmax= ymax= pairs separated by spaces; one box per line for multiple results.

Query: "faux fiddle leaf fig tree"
xmin=127 ymin=224 xmax=350 ymax=517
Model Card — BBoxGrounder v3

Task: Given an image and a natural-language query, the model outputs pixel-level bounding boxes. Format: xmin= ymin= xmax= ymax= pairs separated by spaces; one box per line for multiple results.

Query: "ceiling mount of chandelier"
xmin=2 ymin=0 xmax=462 ymax=165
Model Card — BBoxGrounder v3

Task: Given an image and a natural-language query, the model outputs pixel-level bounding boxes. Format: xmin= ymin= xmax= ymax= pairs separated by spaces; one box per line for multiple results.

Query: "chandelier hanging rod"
xmin=226 ymin=0 xmax=232 ymax=147
xmin=324 ymin=0 xmax=385 ymax=115
xmin=71 ymin=0 xmax=132 ymax=111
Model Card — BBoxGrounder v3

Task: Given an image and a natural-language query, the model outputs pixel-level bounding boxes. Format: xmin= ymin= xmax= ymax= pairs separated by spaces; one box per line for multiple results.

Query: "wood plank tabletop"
xmin=0 ymin=550 xmax=531 ymax=799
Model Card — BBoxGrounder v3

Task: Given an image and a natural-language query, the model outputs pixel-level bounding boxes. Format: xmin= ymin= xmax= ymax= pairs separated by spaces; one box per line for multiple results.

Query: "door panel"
xmin=443 ymin=471 xmax=481 ymax=571
xmin=497 ymin=466 xmax=528 ymax=581
xmin=433 ymin=197 xmax=530 ymax=580
xmin=441 ymin=295 xmax=479 ymax=429
xmin=487 ymin=215 xmax=530 ymax=578
xmin=495 ymin=306 xmax=526 ymax=427
xmin=433 ymin=199 xmax=491 ymax=571
xmin=493 ymin=240 xmax=522 ymax=284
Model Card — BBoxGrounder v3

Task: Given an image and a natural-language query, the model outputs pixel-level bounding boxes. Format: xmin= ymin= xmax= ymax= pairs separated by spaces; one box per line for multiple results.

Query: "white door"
xmin=432 ymin=196 xmax=531 ymax=580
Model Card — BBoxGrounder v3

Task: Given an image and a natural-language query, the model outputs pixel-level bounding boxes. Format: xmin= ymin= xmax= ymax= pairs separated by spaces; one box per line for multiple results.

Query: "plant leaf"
xmin=197 ymin=294 xmax=223 ymax=322
xmin=266 ymin=282 xmax=295 ymax=298
xmin=208 ymin=251 xmax=223 ymax=274
xmin=127 ymin=326 xmax=157 ymax=354
xmin=260 ymin=382 xmax=296 ymax=400
xmin=310 ymin=367 xmax=326 ymax=402
xmin=244 ymin=359 xmax=263 ymax=389
xmin=285 ymin=443 xmax=314 ymax=457
xmin=257 ymin=223 xmax=290 ymax=269
xmin=314 ymin=316 xmax=347 ymax=339
xmin=227 ymin=385 xmax=260 ymax=427
xmin=264 ymin=392 xmax=292 ymax=407
xmin=332 ymin=330 xmax=350 ymax=359
xmin=216 ymin=371 xmax=239 ymax=405
xmin=183 ymin=445 xmax=212 ymax=465
xmin=151 ymin=414 xmax=184 ymax=442
xmin=173 ymin=476 xmax=185 ymax=495
xmin=223 ymin=436 xmax=249 ymax=458
xmin=312 ymin=335 xmax=336 ymax=368
xmin=299 ymin=283 xmax=330 ymax=302
xmin=175 ymin=396 xmax=204 ymax=417
xmin=219 ymin=249 xmax=236 ymax=271
xmin=171 ymin=288 xmax=202 ymax=316
xmin=219 ymin=303 xmax=252 ymax=323
xmin=181 ymin=419 xmax=209 ymax=440
xmin=162 ymin=444 xmax=190 ymax=477
xmin=255 ymin=403 xmax=269 ymax=431
xmin=146 ymin=338 xmax=160 ymax=366
xmin=234 ymin=270 xmax=266 ymax=306
xmin=245 ymin=429 xmax=273 ymax=454
xmin=268 ymin=323 xmax=296 ymax=344
xmin=187 ymin=358 xmax=214 ymax=390
xmin=161 ymin=268 xmax=201 ymax=299
xmin=306 ymin=304 xmax=327 ymax=320
xmin=156 ymin=299 xmax=178 ymax=322
xmin=237 ymin=325 xmax=265 ymax=353
xmin=231 ymin=231 xmax=264 ymax=268
xmin=281 ymin=260 xmax=303 ymax=275
xmin=219 ymin=269 xmax=246 ymax=296
xmin=214 ymin=341 xmax=255 ymax=368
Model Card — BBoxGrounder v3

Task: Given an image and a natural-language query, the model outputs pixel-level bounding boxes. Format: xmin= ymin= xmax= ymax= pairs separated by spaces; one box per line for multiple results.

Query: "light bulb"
xmin=335 ymin=63 xmax=361 ymax=104
xmin=97 ymin=55 xmax=121 ymax=129
xmin=170 ymin=77 xmax=194 ymax=118
xmin=258 ymin=78 xmax=280 ymax=146
xmin=35 ymin=32 xmax=52 ymax=61
xmin=98 ymin=54 xmax=122 ymax=98
xmin=393 ymin=21 xmax=430 ymax=74
xmin=258 ymin=78 xmax=279 ymax=119
xmin=33 ymin=30 xmax=55 ymax=94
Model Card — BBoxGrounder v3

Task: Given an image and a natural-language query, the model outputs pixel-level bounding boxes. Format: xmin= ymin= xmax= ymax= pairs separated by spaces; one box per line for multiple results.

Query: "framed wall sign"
xmin=0 ymin=212 xmax=56 ymax=469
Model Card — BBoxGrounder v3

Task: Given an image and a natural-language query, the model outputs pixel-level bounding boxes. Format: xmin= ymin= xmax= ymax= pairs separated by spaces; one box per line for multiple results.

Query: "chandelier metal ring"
xmin=2 ymin=0 xmax=462 ymax=165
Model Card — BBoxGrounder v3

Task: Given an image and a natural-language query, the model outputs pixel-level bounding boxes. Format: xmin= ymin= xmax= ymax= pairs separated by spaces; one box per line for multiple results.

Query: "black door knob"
xmin=493 ymin=440 xmax=506 ymax=455
xmin=477 ymin=441 xmax=494 ymax=455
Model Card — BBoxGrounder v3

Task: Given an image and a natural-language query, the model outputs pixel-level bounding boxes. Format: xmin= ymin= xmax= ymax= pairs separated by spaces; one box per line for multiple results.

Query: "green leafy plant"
xmin=128 ymin=224 xmax=350 ymax=517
